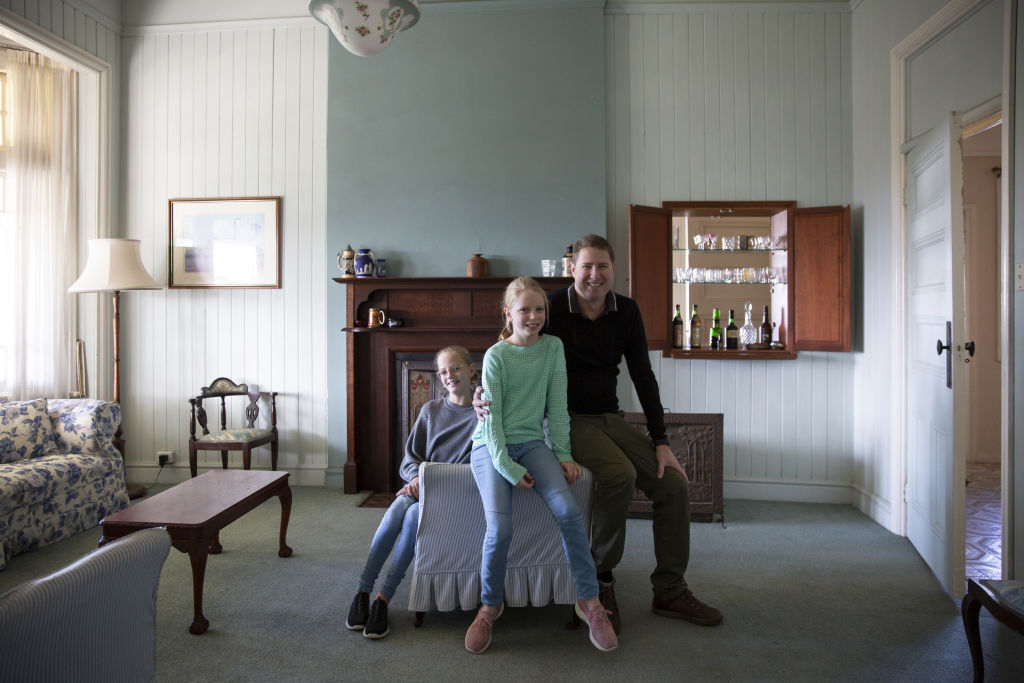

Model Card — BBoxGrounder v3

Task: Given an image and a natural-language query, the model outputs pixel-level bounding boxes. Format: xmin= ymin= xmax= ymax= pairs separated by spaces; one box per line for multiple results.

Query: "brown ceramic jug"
xmin=466 ymin=253 xmax=489 ymax=277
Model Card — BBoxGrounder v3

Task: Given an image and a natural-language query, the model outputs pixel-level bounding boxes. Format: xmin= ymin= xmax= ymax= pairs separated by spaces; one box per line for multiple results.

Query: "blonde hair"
xmin=435 ymin=345 xmax=479 ymax=385
xmin=499 ymin=276 xmax=547 ymax=341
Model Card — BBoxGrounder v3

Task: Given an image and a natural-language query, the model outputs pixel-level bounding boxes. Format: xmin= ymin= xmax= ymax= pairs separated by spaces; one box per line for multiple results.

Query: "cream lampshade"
xmin=69 ymin=238 xmax=162 ymax=499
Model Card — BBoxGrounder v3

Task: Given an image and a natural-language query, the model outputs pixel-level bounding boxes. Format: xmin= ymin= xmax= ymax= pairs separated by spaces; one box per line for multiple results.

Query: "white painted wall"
xmin=117 ymin=20 xmax=329 ymax=485
xmin=605 ymin=3 xmax=855 ymax=504
xmin=964 ymin=154 xmax=1001 ymax=464
xmin=850 ymin=0 xmax=1007 ymax=534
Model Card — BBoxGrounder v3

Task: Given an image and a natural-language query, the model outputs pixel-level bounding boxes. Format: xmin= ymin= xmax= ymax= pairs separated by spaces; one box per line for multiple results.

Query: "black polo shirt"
xmin=546 ymin=286 xmax=669 ymax=445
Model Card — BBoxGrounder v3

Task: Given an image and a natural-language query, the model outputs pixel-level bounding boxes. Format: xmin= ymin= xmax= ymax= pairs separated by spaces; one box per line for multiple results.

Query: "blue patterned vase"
xmin=354 ymin=248 xmax=375 ymax=278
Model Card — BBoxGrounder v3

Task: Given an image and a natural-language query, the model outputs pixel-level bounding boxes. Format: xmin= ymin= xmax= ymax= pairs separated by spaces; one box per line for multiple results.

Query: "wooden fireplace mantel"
xmin=335 ymin=276 xmax=573 ymax=494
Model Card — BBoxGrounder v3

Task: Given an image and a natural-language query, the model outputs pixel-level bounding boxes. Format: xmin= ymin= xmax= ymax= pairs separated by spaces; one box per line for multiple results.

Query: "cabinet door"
xmin=628 ymin=204 xmax=672 ymax=351
xmin=791 ymin=206 xmax=851 ymax=351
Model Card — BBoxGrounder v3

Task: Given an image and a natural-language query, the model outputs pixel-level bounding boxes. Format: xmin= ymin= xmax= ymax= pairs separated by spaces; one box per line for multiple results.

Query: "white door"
xmin=904 ymin=112 xmax=968 ymax=598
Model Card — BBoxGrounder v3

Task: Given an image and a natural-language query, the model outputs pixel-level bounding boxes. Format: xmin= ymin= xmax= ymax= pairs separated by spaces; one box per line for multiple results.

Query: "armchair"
xmin=408 ymin=461 xmax=593 ymax=623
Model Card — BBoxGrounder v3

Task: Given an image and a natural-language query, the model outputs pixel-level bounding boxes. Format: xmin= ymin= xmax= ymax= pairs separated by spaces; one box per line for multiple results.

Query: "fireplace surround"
xmin=336 ymin=276 xmax=572 ymax=494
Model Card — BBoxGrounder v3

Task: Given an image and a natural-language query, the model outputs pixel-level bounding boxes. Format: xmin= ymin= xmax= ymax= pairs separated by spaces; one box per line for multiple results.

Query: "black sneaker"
xmin=598 ymin=578 xmax=621 ymax=635
xmin=652 ymin=589 xmax=723 ymax=626
xmin=346 ymin=591 xmax=369 ymax=630
xmin=364 ymin=597 xmax=390 ymax=639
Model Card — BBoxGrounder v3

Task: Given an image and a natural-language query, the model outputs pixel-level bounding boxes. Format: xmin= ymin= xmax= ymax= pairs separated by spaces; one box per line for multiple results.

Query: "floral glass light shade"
xmin=308 ymin=0 xmax=421 ymax=57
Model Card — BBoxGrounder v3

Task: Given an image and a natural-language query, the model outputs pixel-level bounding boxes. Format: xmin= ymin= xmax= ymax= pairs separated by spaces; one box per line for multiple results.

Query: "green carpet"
xmin=1 ymin=487 xmax=1022 ymax=682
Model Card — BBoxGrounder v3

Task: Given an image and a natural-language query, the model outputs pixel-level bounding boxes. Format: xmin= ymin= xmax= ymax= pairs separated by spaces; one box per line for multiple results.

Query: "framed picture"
xmin=168 ymin=197 xmax=281 ymax=288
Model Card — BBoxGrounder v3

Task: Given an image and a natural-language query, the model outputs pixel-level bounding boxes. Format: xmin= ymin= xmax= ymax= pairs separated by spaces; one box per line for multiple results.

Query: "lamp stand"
xmin=111 ymin=290 xmax=146 ymax=500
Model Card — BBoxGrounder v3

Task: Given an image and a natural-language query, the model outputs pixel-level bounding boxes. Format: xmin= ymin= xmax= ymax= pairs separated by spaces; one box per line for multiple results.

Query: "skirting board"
xmin=724 ymin=478 xmax=855 ymax=505
xmin=127 ymin=465 xmax=326 ymax=488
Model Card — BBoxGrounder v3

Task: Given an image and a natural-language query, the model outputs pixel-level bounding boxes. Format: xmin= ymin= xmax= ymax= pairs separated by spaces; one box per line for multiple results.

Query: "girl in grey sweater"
xmin=345 ymin=346 xmax=478 ymax=639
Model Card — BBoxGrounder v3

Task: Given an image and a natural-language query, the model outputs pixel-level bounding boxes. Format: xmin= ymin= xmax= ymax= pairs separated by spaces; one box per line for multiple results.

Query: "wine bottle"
xmin=689 ymin=305 xmax=701 ymax=349
xmin=710 ymin=307 xmax=722 ymax=350
xmin=760 ymin=305 xmax=772 ymax=345
xmin=561 ymin=244 xmax=574 ymax=276
xmin=726 ymin=308 xmax=738 ymax=350
xmin=672 ymin=304 xmax=684 ymax=349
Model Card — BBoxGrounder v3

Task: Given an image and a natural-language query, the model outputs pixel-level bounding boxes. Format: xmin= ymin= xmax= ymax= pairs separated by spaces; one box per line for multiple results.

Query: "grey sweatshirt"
xmin=398 ymin=397 xmax=477 ymax=484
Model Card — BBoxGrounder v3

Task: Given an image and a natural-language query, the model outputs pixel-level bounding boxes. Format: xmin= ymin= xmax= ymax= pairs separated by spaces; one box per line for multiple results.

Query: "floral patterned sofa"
xmin=0 ymin=398 xmax=129 ymax=570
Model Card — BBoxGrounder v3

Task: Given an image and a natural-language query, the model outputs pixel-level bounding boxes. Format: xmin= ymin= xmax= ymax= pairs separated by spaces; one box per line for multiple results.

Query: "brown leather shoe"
xmin=652 ymin=589 xmax=723 ymax=626
xmin=598 ymin=579 xmax=621 ymax=634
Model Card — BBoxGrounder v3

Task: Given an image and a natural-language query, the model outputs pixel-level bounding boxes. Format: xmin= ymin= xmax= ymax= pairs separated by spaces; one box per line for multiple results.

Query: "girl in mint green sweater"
xmin=464 ymin=277 xmax=616 ymax=655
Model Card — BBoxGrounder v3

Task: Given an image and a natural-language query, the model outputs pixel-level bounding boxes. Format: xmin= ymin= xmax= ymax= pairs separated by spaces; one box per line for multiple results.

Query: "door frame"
xmin=890 ymin=0 xmax=1014 ymax=578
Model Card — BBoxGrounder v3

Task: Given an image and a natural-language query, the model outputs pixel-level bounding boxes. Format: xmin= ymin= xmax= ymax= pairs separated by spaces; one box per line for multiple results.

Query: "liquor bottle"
xmin=760 ymin=305 xmax=772 ymax=345
xmin=740 ymin=301 xmax=758 ymax=348
xmin=561 ymin=244 xmax=573 ymax=276
xmin=710 ymin=307 xmax=722 ymax=350
xmin=672 ymin=304 xmax=684 ymax=349
xmin=726 ymin=308 xmax=739 ymax=350
xmin=689 ymin=304 xmax=701 ymax=348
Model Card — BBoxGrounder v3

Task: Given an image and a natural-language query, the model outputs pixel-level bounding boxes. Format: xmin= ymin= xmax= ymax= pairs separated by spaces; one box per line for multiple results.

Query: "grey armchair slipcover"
xmin=0 ymin=527 xmax=171 ymax=682
xmin=408 ymin=461 xmax=594 ymax=612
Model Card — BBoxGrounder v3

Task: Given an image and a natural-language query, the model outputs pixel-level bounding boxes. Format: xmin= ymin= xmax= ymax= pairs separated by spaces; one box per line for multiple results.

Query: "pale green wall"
xmin=324 ymin=4 xmax=606 ymax=481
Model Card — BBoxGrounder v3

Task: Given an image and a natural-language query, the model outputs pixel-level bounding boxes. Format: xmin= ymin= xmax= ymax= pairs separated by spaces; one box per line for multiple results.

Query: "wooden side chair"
xmin=188 ymin=377 xmax=278 ymax=477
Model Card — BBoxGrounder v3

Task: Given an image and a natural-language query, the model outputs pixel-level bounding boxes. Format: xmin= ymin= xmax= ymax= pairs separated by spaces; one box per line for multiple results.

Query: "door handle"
xmin=936 ymin=322 xmax=952 ymax=389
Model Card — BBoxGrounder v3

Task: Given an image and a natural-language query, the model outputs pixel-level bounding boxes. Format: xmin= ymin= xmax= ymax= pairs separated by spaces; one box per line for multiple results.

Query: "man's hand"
xmin=655 ymin=444 xmax=687 ymax=482
xmin=396 ymin=476 xmax=420 ymax=500
xmin=561 ymin=461 xmax=581 ymax=484
xmin=472 ymin=386 xmax=490 ymax=422
xmin=516 ymin=472 xmax=535 ymax=489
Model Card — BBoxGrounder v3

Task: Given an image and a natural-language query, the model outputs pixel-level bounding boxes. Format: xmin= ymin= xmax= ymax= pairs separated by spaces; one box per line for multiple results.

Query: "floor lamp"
xmin=69 ymin=238 xmax=162 ymax=499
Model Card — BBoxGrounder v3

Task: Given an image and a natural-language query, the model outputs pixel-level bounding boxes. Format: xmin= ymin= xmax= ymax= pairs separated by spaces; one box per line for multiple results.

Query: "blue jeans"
xmin=357 ymin=494 xmax=418 ymax=599
xmin=470 ymin=440 xmax=599 ymax=607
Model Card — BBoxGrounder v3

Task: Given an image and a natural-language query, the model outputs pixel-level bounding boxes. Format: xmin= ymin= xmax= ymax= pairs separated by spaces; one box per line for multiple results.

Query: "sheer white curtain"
xmin=0 ymin=51 xmax=78 ymax=399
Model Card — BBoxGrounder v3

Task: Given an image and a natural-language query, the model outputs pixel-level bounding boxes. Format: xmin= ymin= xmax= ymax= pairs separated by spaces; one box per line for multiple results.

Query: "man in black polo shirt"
xmin=547 ymin=234 xmax=721 ymax=633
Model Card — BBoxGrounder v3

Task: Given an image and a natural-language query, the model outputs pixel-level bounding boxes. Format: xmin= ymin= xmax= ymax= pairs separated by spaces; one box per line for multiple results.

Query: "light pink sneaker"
xmin=575 ymin=600 xmax=618 ymax=652
xmin=465 ymin=603 xmax=504 ymax=654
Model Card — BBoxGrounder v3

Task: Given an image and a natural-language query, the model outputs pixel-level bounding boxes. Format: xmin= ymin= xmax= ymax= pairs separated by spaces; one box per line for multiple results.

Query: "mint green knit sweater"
xmin=472 ymin=334 xmax=573 ymax=485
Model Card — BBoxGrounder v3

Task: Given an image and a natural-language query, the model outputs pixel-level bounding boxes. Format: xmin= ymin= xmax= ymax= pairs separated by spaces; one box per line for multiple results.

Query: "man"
xmin=478 ymin=234 xmax=722 ymax=633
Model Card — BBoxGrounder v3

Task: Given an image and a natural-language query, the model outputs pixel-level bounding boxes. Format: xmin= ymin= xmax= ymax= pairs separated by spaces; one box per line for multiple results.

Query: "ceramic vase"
xmin=354 ymin=248 xmax=375 ymax=277
xmin=466 ymin=253 xmax=489 ymax=278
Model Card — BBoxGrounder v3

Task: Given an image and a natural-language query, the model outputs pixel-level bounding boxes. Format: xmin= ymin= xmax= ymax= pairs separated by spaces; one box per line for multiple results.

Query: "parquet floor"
xmin=965 ymin=462 xmax=1001 ymax=580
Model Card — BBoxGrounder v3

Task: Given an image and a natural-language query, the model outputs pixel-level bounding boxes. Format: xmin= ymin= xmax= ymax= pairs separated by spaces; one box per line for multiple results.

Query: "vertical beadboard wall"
xmin=605 ymin=4 xmax=855 ymax=502
xmin=119 ymin=20 xmax=328 ymax=485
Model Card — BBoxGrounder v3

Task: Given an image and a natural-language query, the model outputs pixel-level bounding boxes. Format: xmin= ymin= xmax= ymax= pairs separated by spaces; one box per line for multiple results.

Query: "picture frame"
xmin=168 ymin=197 xmax=281 ymax=288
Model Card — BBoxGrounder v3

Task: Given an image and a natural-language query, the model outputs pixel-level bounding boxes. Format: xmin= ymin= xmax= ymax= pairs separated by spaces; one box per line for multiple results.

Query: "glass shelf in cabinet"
xmin=671 ymin=247 xmax=786 ymax=253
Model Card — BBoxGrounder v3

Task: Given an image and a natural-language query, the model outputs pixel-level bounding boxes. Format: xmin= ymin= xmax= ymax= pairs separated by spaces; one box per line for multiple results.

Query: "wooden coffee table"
xmin=99 ymin=469 xmax=293 ymax=634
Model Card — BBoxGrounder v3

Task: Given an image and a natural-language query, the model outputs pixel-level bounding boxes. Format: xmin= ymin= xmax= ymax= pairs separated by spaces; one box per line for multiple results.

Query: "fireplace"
xmin=336 ymin=277 xmax=571 ymax=494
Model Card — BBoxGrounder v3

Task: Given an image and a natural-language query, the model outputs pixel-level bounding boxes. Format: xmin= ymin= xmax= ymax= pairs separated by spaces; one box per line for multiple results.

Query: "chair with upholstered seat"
xmin=188 ymin=377 xmax=279 ymax=477
xmin=408 ymin=461 xmax=593 ymax=625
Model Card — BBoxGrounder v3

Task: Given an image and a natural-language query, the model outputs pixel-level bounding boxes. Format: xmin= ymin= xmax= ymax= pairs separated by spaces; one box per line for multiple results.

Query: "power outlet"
xmin=157 ymin=450 xmax=175 ymax=466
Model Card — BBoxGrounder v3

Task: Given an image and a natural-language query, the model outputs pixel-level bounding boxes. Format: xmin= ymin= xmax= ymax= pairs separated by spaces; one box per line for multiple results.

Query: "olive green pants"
xmin=569 ymin=412 xmax=690 ymax=599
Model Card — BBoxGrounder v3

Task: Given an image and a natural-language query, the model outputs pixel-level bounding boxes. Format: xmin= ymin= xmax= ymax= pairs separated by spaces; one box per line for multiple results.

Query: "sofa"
xmin=0 ymin=398 xmax=129 ymax=570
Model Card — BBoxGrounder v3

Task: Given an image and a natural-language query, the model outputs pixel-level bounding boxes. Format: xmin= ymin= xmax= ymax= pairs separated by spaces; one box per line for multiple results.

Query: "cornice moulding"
xmin=606 ymin=2 xmax=851 ymax=14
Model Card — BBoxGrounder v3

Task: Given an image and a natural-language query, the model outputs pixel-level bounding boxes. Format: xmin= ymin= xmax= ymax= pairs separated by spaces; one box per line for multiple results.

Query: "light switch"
xmin=1017 ymin=262 xmax=1024 ymax=291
